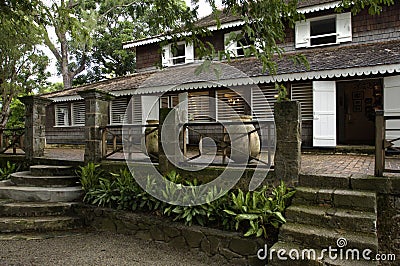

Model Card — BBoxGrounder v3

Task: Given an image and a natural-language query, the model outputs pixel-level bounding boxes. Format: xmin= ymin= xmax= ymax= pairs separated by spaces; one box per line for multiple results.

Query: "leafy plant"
xmin=77 ymin=163 xmax=102 ymax=193
xmin=86 ymin=177 xmax=118 ymax=207
xmin=0 ymin=161 xmax=17 ymax=180
xmin=112 ymin=168 xmax=142 ymax=211
xmin=224 ymin=182 xmax=295 ymax=238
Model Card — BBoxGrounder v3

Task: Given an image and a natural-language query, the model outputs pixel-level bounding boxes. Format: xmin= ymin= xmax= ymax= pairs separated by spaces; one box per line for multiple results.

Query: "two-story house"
xmin=42 ymin=0 xmax=400 ymax=148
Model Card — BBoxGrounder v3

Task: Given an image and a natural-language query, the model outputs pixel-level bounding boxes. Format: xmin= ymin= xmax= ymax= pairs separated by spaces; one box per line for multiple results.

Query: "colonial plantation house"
xmin=42 ymin=0 xmax=400 ymax=149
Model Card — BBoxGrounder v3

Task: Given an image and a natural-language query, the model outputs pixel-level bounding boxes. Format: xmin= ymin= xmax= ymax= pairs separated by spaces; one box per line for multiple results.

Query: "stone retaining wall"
xmin=75 ymin=205 xmax=272 ymax=266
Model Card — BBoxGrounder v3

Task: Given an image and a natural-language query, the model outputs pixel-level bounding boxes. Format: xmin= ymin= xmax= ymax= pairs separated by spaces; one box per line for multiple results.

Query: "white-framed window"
xmin=251 ymin=85 xmax=277 ymax=121
xmin=71 ymin=101 xmax=85 ymax=126
xmin=224 ymin=31 xmax=255 ymax=57
xmin=160 ymin=95 xmax=179 ymax=108
xmin=110 ymin=98 xmax=128 ymax=125
xmin=217 ymin=89 xmax=247 ymax=121
xmin=295 ymin=12 xmax=352 ymax=48
xmin=55 ymin=104 xmax=69 ymax=126
xmin=131 ymin=95 xmax=142 ymax=124
xmin=162 ymin=41 xmax=194 ymax=67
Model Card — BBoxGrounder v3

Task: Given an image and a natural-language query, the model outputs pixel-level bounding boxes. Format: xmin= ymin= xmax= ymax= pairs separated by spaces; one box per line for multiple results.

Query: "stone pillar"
xmin=274 ymin=101 xmax=302 ymax=186
xmin=78 ymin=89 xmax=114 ymax=163
xmin=20 ymin=96 xmax=52 ymax=160
xmin=158 ymin=108 xmax=179 ymax=175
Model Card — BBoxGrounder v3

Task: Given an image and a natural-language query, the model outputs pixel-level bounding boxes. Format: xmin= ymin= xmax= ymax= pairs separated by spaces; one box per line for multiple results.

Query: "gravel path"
xmin=0 ymin=231 xmax=225 ymax=266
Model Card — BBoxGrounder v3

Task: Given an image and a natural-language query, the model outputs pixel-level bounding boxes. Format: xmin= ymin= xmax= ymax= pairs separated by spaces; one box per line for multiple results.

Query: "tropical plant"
xmin=224 ymin=182 xmax=295 ymax=238
xmin=0 ymin=161 xmax=17 ymax=180
xmin=77 ymin=163 xmax=102 ymax=196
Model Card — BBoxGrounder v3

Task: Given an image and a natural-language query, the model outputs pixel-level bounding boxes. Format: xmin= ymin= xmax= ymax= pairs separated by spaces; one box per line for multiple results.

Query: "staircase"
xmin=270 ymin=174 xmax=378 ymax=266
xmin=0 ymin=165 xmax=84 ymax=239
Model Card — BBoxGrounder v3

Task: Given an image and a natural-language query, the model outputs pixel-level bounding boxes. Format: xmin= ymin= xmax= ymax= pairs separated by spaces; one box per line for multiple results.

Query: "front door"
xmin=337 ymin=80 xmax=381 ymax=145
xmin=313 ymin=81 xmax=337 ymax=147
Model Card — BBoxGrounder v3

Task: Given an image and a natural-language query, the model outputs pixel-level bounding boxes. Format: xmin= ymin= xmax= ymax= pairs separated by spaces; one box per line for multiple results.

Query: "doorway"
xmin=337 ymin=79 xmax=383 ymax=145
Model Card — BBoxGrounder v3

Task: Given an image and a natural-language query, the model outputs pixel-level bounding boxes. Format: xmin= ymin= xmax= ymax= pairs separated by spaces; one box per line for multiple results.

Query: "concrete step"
xmin=0 ymin=201 xmax=78 ymax=217
xmin=0 ymin=216 xmax=83 ymax=233
xmin=285 ymin=205 xmax=376 ymax=234
xmin=30 ymin=165 xmax=75 ymax=177
xmin=0 ymin=186 xmax=83 ymax=202
xmin=0 ymin=229 xmax=90 ymax=240
xmin=279 ymin=222 xmax=378 ymax=252
xmin=299 ymin=174 xmax=351 ymax=190
xmin=10 ymin=171 xmax=79 ymax=187
xmin=269 ymin=241 xmax=378 ymax=266
xmin=292 ymin=187 xmax=377 ymax=212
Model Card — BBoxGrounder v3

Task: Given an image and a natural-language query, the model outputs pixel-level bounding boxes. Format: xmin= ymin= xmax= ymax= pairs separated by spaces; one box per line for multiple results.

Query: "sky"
xmin=47 ymin=0 xmax=222 ymax=83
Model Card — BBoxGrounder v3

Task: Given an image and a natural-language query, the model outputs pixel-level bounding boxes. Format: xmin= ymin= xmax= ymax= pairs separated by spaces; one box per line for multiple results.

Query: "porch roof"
xmin=45 ymin=40 xmax=400 ymax=100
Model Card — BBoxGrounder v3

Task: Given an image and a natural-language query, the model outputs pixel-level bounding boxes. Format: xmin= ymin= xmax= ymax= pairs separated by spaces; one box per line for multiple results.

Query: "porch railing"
xmin=375 ymin=110 xmax=400 ymax=176
xmin=181 ymin=121 xmax=275 ymax=168
xmin=100 ymin=124 xmax=158 ymax=161
xmin=0 ymin=128 xmax=25 ymax=155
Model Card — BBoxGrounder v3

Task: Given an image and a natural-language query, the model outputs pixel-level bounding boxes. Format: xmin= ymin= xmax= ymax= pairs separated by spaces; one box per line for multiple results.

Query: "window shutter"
xmin=185 ymin=43 xmax=194 ymax=63
xmin=55 ymin=104 xmax=69 ymax=126
xmin=162 ymin=44 xmax=171 ymax=66
xmin=224 ymin=33 xmax=237 ymax=57
xmin=295 ymin=20 xmax=310 ymax=48
xmin=336 ymin=12 xmax=352 ymax=43
xmin=188 ymin=92 xmax=211 ymax=121
xmin=251 ymin=85 xmax=276 ymax=121
xmin=71 ymin=102 xmax=85 ymax=126
xmin=132 ymin=96 xmax=142 ymax=124
xmin=291 ymin=82 xmax=313 ymax=121
xmin=217 ymin=90 xmax=245 ymax=121
xmin=110 ymin=98 xmax=128 ymax=124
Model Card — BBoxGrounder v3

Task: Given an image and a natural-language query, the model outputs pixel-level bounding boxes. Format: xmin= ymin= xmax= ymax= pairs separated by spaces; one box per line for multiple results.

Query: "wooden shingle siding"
xmin=136 ymin=43 xmax=161 ymax=70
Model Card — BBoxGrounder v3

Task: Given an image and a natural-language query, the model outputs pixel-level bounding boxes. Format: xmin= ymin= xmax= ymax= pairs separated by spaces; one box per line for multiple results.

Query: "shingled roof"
xmin=45 ymin=40 xmax=400 ymax=99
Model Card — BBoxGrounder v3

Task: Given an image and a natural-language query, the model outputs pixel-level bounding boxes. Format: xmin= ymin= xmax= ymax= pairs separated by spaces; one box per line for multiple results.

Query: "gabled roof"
xmin=123 ymin=1 xmax=341 ymax=49
xmin=45 ymin=40 xmax=400 ymax=100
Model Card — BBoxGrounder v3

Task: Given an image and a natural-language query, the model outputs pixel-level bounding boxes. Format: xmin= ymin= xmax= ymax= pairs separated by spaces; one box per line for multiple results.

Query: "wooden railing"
xmin=100 ymin=124 xmax=158 ymax=160
xmin=181 ymin=121 xmax=275 ymax=167
xmin=0 ymin=128 xmax=25 ymax=155
xmin=375 ymin=110 xmax=400 ymax=176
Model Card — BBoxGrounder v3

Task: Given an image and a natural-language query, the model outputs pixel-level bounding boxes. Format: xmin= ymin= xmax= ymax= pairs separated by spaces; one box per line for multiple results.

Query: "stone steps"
xmin=0 ymin=216 xmax=83 ymax=233
xmin=293 ymin=187 xmax=377 ymax=212
xmin=0 ymin=201 xmax=78 ymax=217
xmin=270 ymin=173 xmax=379 ymax=266
xmin=285 ymin=205 xmax=376 ymax=234
xmin=30 ymin=165 xmax=74 ymax=176
xmin=279 ymin=222 xmax=378 ymax=252
xmin=11 ymin=171 xmax=79 ymax=187
xmin=0 ymin=165 xmax=85 ymax=235
xmin=0 ymin=186 xmax=83 ymax=202
xmin=269 ymin=241 xmax=378 ymax=266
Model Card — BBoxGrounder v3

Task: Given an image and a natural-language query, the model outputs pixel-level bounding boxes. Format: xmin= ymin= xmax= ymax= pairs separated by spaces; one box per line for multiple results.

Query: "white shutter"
xmin=217 ymin=89 xmax=245 ymax=121
xmin=384 ymin=76 xmax=400 ymax=147
xmin=162 ymin=44 xmax=171 ymax=66
xmin=110 ymin=98 xmax=128 ymax=125
xmin=185 ymin=43 xmax=194 ymax=63
xmin=336 ymin=12 xmax=352 ymax=43
xmin=224 ymin=33 xmax=237 ymax=56
xmin=188 ymin=91 xmax=210 ymax=121
xmin=295 ymin=20 xmax=310 ymax=48
xmin=142 ymin=95 xmax=159 ymax=123
xmin=291 ymin=82 xmax=313 ymax=121
xmin=55 ymin=104 xmax=69 ymax=126
xmin=71 ymin=102 xmax=85 ymax=126
xmin=313 ymin=81 xmax=336 ymax=147
xmin=251 ymin=85 xmax=276 ymax=121
xmin=132 ymin=96 xmax=142 ymax=124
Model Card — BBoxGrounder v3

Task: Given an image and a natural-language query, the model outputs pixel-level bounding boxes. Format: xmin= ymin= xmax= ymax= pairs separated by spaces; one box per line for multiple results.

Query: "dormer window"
xmin=224 ymin=31 xmax=254 ymax=57
xmin=295 ymin=12 xmax=352 ymax=48
xmin=162 ymin=41 xmax=194 ymax=67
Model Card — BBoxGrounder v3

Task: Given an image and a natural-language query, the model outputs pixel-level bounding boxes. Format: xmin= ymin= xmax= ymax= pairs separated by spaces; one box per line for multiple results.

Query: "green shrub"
xmin=224 ymin=181 xmax=295 ymax=238
xmin=77 ymin=163 xmax=102 ymax=193
xmin=0 ymin=161 xmax=17 ymax=180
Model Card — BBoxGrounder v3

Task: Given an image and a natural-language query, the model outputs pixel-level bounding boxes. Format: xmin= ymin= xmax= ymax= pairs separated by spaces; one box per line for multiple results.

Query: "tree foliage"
xmin=0 ymin=7 xmax=49 ymax=129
